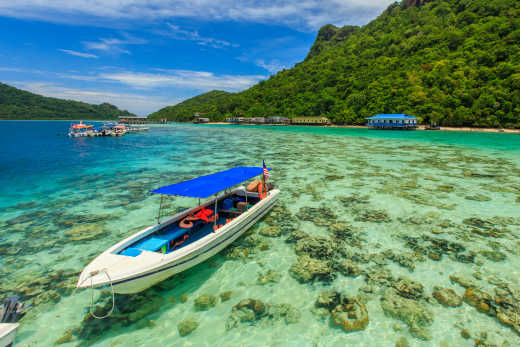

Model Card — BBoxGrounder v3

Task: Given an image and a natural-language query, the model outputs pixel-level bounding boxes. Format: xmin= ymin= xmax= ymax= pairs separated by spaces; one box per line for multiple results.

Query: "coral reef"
xmin=194 ymin=294 xmax=217 ymax=311
xmin=380 ymin=289 xmax=433 ymax=340
xmin=432 ymin=287 xmax=462 ymax=307
xmin=226 ymin=299 xmax=266 ymax=329
xmin=289 ymin=255 xmax=334 ymax=283
xmin=178 ymin=317 xmax=199 ymax=337
xmin=257 ymin=269 xmax=281 ymax=285
xmin=331 ymin=298 xmax=369 ymax=332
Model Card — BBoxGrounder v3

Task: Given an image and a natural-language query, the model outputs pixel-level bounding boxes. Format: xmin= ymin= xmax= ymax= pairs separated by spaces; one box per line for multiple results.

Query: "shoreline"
xmin=202 ymin=122 xmax=520 ymax=134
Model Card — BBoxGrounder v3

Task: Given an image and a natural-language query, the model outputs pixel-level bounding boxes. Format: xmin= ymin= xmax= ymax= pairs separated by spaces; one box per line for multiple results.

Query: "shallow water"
xmin=1 ymin=121 xmax=520 ymax=347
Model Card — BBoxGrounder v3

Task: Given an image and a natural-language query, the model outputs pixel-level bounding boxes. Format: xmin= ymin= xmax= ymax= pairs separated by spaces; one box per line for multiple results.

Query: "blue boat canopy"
xmin=151 ymin=167 xmax=269 ymax=198
xmin=366 ymin=114 xmax=416 ymax=119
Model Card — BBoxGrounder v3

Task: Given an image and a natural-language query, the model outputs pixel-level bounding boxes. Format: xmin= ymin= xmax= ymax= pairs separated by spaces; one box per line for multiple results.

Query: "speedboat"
xmin=77 ymin=166 xmax=279 ymax=294
xmin=0 ymin=324 xmax=18 ymax=347
xmin=112 ymin=125 xmax=127 ymax=136
xmin=0 ymin=296 xmax=29 ymax=347
xmin=68 ymin=121 xmax=94 ymax=137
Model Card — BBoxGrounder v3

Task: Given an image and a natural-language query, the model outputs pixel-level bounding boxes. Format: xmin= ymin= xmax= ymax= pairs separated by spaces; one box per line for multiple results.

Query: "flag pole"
xmin=262 ymin=160 xmax=267 ymax=196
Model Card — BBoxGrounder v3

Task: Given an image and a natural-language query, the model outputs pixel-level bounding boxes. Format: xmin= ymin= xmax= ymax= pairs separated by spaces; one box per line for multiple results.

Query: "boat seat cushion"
xmin=120 ymin=248 xmax=143 ymax=257
xmin=157 ymin=228 xmax=188 ymax=242
xmin=132 ymin=237 xmax=169 ymax=252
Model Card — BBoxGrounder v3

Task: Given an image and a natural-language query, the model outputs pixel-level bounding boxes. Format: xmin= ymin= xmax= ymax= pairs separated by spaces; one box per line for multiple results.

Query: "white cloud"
xmin=98 ymin=70 xmax=265 ymax=90
xmin=255 ymin=59 xmax=287 ymax=74
xmin=164 ymin=23 xmax=238 ymax=49
xmin=56 ymin=69 xmax=265 ymax=91
xmin=83 ymin=35 xmax=147 ymax=55
xmin=58 ymin=49 xmax=98 ymax=58
xmin=9 ymin=81 xmax=180 ymax=116
xmin=0 ymin=1 xmax=396 ymax=30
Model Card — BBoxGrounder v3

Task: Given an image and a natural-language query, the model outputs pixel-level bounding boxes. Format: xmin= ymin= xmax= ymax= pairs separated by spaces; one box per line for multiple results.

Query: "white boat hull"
xmin=0 ymin=323 xmax=19 ymax=347
xmin=78 ymin=188 xmax=279 ymax=294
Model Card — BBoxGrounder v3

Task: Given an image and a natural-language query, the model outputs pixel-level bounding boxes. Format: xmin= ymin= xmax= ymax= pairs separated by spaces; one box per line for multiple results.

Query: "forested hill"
xmin=148 ymin=90 xmax=231 ymax=122
xmin=0 ymin=82 xmax=136 ymax=120
xmin=149 ymin=0 xmax=520 ymax=128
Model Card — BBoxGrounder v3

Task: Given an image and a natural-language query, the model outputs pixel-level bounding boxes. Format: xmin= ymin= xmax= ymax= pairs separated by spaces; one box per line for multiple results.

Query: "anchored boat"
xmin=77 ymin=166 xmax=279 ymax=294
xmin=68 ymin=121 xmax=96 ymax=137
xmin=0 ymin=324 xmax=18 ymax=347
xmin=0 ymin=296 xmax=30 ymax=347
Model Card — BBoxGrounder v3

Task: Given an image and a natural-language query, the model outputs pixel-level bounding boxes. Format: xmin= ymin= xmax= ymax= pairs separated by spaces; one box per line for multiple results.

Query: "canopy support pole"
xmin=157 ymin=195 xmax=164 ymax=224
xmin=214 ymin=193 xmax=218 ymax=231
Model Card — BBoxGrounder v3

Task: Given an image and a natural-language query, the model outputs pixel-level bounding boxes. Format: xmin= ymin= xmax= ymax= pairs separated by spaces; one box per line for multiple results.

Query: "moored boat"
xmin=77 ymin=166 xmax=278 ymax=294
xmin=112 ymin=125 xmax=127 ymax=136
xmin=0 ymin=323 xmax=18 ymax=347
xmin=68 ymin=121 xmax=94 ymax=137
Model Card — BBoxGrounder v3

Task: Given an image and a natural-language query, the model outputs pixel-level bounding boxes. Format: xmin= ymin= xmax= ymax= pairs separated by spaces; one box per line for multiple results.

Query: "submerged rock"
xmin=226 ymin=299 xmax=266 ymax=329
xmin=383 ymin=250 xmax=420 ymax=272
xmin=194 ymin=294 xmax=217 ymax=311
xmin=285 ymin=231 xmax=309 ymax=243
xmin=257 ymin=269 xmax=281 ymax=285
xmin=450 ymin=273 xmax=479 ymax=288
xmin=296 ymin=206 xmax=337 ymax=223
xmin=463 ymin=288 xmax=495 ymax=316
xmin=380 ymin=289 xmax=433 ymax=340
xmin=365 ymin=267 xmax=394 ymax=288
xmin=219 ymin=291 xmax=232 ymax=302
xmin=481 ymin=250 xmax=506 ymax=262
xmin=289 ymin=255 xmax=334 ymax=283
xmin=178 ymin=317 xmax=199 ymax=337
xmin=331 ymin=298 xmax=369 ymax=332
xmin=63 ymin=223 xmax=108 ymax=242
xmin=269 ymin=303 xmax=301 ymax=324
xmin=395 ymin=336 xmax=409 ymax=347
xmin=259 ymin=226 xmax=282 ymax=237
xmin=315 ymin=291 xmax=341 ymax=311
xmin=465 ymin=194 xmax=492 ymax=202
xmin=338 ymin=194 xmax=370 ymax=206
xmin=391 ymin=277 xmax=424 ymax=299
xmin=354 ymin=208 xmax=391 ymax=223
xmin=432 ymin=287 xmax=462 ymax=307
xmin=294 ymin=236 xmax=335 ymax=259
xmin=335 ymin=259 xmax=361 ymax=277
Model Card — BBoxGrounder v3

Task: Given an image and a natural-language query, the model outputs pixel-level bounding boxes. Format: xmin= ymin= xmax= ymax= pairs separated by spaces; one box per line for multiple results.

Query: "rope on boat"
xmin=24 ymin=269 xmax=115 ymax=346
xmin=82 ymin=269 xmax=115 ymax=320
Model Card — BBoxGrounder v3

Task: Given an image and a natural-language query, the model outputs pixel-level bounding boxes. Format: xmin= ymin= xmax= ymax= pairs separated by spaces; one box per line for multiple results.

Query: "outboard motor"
xmin=1 ymin=296 xmax=30 ymax=323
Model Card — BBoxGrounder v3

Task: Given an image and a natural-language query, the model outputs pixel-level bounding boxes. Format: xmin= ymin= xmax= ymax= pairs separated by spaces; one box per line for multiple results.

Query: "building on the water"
xmin=366 ymin=114 xmax=417 ymax=129
xmin=266 ymin=116 xmax=290 ymax=124
xmin=291 ymin=116 xmax=330 ymax=125
xmin=249 ymin=117 xmax=266 ymax=124
xmin=119 ymin=116 xmax=166 ymax=124
xmin=194 ymin=117 xmax=210 ymax=123
xmin=226 ymin=117 xmax=245 ymax=123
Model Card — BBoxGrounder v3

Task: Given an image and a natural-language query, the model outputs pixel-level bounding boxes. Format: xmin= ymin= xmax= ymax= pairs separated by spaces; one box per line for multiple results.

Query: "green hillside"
xmin=148 ymin=90 xmax=231 ymax=122
xmin=149 ymin=0 xmax=520 ymax=128
xmin=0 ymin=82 xmax=136 ymax=120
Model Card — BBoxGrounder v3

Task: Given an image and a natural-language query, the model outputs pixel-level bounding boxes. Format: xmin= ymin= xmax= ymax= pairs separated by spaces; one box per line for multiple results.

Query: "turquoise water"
xmin=1 ymin=121 xmax=520 ymax=346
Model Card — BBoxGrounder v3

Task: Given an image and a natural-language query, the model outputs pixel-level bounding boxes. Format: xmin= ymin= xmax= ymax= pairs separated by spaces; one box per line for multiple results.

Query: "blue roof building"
xmin=366 ymin=114 xmax=417 ymax=130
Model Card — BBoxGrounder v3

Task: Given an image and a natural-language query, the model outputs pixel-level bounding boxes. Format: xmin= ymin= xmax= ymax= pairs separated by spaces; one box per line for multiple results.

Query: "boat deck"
xmin=119 ymin=194 xmax=258 ymax=257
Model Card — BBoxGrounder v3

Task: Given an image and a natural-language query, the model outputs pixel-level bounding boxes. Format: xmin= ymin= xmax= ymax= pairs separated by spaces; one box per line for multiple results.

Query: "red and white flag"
xmin=263 ymin=160 xmax=269 ymax=180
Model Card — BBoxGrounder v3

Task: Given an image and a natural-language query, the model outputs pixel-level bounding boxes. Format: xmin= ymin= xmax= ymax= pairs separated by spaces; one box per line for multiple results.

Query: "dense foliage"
xmin=148 ymin=90 xmax=231 ymax=122
xmin=0 ymin=82 xmax=135 ymax=120
xmin=150 ymin=0 xmax=520 ymax=128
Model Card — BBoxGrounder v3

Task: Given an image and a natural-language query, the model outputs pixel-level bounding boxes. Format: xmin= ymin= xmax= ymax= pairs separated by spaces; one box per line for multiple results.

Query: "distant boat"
xmin=68 ymin=121 xmax=96 ymax=137
xmin=77 ymin=166 xmax=278 ymax=294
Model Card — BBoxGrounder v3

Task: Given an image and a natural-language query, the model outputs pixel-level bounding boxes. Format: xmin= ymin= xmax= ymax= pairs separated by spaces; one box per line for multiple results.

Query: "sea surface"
xmin=1 ymin=120 xmax=520 ymax=347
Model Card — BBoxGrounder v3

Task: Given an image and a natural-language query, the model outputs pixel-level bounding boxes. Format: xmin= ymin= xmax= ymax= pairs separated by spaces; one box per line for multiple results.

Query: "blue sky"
xmin=0 ymin=0 xmax=394 ymax=116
